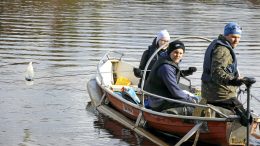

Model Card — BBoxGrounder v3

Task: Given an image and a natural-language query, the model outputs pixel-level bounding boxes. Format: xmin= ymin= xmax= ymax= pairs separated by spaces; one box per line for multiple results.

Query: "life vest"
xmin=201 ymin=38 xmax=238 ymax=82
xmin=144 ymin=56 xmax=181 ymax=98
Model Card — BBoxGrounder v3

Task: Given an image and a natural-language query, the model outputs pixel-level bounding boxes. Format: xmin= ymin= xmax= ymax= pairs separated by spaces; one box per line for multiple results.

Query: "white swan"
xmin=25 ymin=62 xmax=34 ymax=81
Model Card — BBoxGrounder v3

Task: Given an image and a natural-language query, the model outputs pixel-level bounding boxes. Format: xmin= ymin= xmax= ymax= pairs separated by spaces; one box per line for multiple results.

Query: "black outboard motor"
xmin=242 ymin=77 xmax=256 ymax=146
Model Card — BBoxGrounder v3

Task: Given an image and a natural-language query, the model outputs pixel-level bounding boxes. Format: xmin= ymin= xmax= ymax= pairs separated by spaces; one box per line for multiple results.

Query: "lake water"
xmin=1 ymin=0 xmax=260 ymax=146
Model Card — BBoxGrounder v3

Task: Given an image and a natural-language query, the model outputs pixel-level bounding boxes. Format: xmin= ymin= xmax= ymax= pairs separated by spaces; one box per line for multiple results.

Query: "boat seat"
xmin=192 ymin=98 xmax=235 ymax=118
xmin=192 ymin=98 xmax=213 ymax=117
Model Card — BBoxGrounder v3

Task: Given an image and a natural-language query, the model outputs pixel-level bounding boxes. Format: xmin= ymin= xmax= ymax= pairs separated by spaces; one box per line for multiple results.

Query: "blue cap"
xmin=224 ymin=22 xmax=242 ymax=36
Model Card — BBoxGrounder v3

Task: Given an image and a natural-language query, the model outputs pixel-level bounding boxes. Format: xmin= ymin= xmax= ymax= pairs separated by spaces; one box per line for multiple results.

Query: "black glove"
xmin=133 ymin=67 xmax=143 ymax=78
xmin=181 ymin=67 xmax=197 ymax=76
xmin=228 ymin=78 xmax=243 ymax=86
xmin=188 ymin=67 xmax=197 ymax=73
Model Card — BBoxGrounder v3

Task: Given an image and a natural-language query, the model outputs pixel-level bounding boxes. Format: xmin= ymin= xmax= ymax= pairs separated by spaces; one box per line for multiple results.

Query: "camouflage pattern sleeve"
xmin=211 ymin=45 xmax=234 ymax=84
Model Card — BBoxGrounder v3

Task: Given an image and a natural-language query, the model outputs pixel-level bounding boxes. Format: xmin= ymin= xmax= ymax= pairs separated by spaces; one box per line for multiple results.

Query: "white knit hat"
xmin=156 ymin=29 xmax=170 ymax=44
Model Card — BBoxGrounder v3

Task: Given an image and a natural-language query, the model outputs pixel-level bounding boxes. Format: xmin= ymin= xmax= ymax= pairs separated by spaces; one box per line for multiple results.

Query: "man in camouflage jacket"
xmin=201 ymin=22 xmax=243 ymax=100
xmin=201 ymin=22 xmax=250 ymax=126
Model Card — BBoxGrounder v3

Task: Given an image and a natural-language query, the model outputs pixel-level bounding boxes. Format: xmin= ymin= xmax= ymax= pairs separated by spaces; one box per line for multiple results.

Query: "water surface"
xmin=1 ymin=0 xmax=260 ymax=145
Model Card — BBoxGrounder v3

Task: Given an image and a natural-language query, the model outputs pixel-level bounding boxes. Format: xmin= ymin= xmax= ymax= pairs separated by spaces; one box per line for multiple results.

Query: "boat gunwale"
xmin=96 ymin=75 xmax=240 ymax=122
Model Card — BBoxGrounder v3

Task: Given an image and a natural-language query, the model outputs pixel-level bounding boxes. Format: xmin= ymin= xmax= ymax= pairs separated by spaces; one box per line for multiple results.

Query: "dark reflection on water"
xmin=92 ymin=109 xmax=215 ymax=146
xmin=93 ymin=114 xmax=157 ymax=146
xmin=1 ymin=0 xmax=260 ymax=146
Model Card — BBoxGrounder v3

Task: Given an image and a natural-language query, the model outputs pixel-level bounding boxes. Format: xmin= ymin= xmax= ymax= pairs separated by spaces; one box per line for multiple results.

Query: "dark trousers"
xmin=207 ymin=97 xmax=252 ymax=126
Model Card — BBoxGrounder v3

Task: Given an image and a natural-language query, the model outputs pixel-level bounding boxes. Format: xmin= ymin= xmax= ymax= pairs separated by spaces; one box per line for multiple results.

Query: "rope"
xmin=237 ymin=88 xmax=260 ymax=105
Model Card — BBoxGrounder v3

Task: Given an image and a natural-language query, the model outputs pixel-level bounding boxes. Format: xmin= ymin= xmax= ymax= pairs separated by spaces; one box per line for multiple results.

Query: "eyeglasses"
xmin=160 ymin=39 xmax=169 ymax=43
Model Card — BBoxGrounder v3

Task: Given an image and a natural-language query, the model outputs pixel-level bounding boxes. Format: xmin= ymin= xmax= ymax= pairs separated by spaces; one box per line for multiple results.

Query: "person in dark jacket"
xmin=133 ymin=29 xmax=170 ymax=87
xmin=134 ymin=30 xmax=196 ymax=88
xmin=201 ymin=22 xmax=251 ymax=126
xmin=144 ymin=40 xmax=198 ymax=112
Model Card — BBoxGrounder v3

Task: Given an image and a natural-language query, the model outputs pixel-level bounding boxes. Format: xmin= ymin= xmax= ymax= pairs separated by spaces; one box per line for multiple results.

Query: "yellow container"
xmin=115 ymin=77 xmax=131 ymax=86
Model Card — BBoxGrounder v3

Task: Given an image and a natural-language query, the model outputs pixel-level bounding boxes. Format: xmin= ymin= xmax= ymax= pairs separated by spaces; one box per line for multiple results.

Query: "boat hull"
xmin=143 ymin=111 xmax=231 ymax=145
xmin=99 ymin=84 xmax=234 ymax=145
xmin=107 ymin=93 xmax=141 ymax=120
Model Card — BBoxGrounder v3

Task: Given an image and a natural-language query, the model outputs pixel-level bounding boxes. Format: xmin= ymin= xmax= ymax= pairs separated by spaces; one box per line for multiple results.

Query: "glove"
xmin=228 ymin=78 xmax=243 ymax=86
xmin=188 ymin=67 xmax=197 ymax=73
xmin=133 ymin=67 xmax=143 ymax=78
xmin=191 ymin=97 xmax=198 ymax=103
xmin=191 ymin=95 xmax=201 ymax=103
xmin=181 ymin=67 xmax=197 ymax=76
